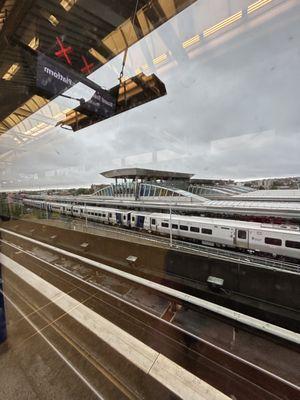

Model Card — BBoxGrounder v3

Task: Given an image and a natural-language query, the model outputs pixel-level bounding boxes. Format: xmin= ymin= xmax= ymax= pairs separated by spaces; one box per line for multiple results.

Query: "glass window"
xmin=0 ymin=2 xmax=298 ymax=395
xmin=180 ymin=225 xmax=188 ymax=231
xmin=265 ymin=237 xmax=282 ymax=246
xmin=238 ymin=230 xmax=247 ymax=239
xmin=285 ymin=240 xmax=300 ymax=249
xmin=202 ymin=228 xmax=212 ymax=235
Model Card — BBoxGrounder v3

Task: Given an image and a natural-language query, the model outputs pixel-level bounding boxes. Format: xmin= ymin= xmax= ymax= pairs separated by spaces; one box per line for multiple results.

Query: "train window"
xmin=190 ymin=227 xmax=200 ymax=233
xmin=265 ymin=237 xmax=282 ymax=246
xmin=162 ymin=222 xmax=169 ymax=228
xmin=132 ymin=217 xmax=135 ymax=222
xmin=180 ymin=225 xmax=188 ymax=231
xmin=109 ymin=213 xmax=112 ymax=218
xmin=285 ymin=240 xmax=300 ymax=249
xmin=151 ymin=219 xmax=156 ymax=225
xmin=102 ymin=213 xmax=106 ymax=217
xmin=202 ymin=228 xmax=212 ymax=235
xmin=172 ymin=224 xmax=178 ymax=229
xmin=238 ymin=230 xmax=247 ymax=239
xmin=123 ymin=215 xmax=126 ymax=220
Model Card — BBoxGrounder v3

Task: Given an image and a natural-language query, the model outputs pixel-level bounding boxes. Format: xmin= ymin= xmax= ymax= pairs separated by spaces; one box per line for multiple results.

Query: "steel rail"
xmin=2 ymin=246 xmax=296 ymax=400
xmin=1 ymin=227 xmax=299 ymax=345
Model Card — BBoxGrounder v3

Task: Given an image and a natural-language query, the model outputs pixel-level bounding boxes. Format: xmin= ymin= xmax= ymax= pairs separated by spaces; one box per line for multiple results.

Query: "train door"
xmin=136 ymin=215 xmax=145 ymax=229
xmin=235 ymin=229 xmax=249 ymax=249
xmin=116 ymin=212 xmax=122 ymax=225
xmin=150 ymin=217 xmax=157 ymax=232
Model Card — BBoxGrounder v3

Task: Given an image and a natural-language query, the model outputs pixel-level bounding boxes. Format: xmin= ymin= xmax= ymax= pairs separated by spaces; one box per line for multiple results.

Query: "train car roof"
xmin=149 ymin=213 xmax=300 ymax=234
xmin=78 ymin=205 xmax=131 ymax=213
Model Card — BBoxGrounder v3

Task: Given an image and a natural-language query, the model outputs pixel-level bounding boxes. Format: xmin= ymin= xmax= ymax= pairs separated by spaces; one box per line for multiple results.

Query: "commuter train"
xmin=23 ymin=198 xmax=300 ymax=261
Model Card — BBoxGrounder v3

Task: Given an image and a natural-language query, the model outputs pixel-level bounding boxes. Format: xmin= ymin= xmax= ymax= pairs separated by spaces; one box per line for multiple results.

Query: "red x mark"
xmin=55 ymin=36 xmax=73 ymax=65
xmin=80 ymin=55 xmax=94 ymax=74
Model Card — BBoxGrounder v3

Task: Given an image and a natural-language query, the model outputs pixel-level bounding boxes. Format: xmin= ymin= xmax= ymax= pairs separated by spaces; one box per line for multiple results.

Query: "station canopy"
xmin=101 ymin=167 xmax=194 ymax=181
xmin=0 ymin=0 xmax=195 ymax=135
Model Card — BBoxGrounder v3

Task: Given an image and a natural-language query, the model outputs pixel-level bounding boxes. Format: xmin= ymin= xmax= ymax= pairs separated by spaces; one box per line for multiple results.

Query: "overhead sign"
xmin=80 ymin=88 xmax=116 ymax=118
xmin=36 ymin=53 xmax=77 ymax=96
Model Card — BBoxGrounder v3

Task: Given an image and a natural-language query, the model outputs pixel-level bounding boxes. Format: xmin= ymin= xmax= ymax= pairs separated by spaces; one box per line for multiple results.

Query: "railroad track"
xmin=0 ymin=227 xmax=299 ymax=400
xmin=53 ymin=217 xmax=300 ymax=274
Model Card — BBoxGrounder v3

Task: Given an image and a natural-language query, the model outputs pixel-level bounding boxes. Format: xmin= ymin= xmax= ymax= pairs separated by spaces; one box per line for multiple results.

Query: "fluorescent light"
xmin=53 ymin=108 xmax=73 ymax=119
xmin=31 ymin=123 xmax=51 ymax=136
xmin=182 ymin=34 xmax=200 ymax=49
xmin=248 ymin=0 xmax=272 ymax=14
xmin=28 ymin=37 xmax=39 ymax=50
xmin=2 ymin=63 xmax=20 ymax=80
xmin=60 ymin=0 xmax=77 ymax=11
xmin=135 ymin=68 xmax=142 ymax=74
xmin=203 ymin=11 xmax=242 ymax=37
xmin=48 ymin=14 xmax=59 ymax=26
xmin=89 ymin=48 xmax=107 ymax=64
xmin=153 ymin=53 xmax=167 ymax=65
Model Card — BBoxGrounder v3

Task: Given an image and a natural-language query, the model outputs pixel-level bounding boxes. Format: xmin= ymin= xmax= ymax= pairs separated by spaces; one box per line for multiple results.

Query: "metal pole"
xmin=169 ymin=205 xmax=172 ymax=247
xmin=0 ymin=264 xmax=7 ymax=343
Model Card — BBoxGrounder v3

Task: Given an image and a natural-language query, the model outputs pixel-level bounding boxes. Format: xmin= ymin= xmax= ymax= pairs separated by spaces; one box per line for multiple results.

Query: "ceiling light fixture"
xmin=2 ymin=64 xmax=20 ymax=80
xmin=182 ymin=34 xmax=200 ymax=49
xmin=248 ymin=0 xmax=272 ymax=14
xmin=203 ymin=11 xmax=242 ymax=37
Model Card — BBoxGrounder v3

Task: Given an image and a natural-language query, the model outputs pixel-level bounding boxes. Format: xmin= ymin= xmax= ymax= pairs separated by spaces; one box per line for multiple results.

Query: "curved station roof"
xmin=101 ymin=168 xmax=194 ymax=181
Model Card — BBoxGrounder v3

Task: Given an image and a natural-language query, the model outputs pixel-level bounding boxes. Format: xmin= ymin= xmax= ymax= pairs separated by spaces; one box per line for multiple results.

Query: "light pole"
xmin=85 ymin=202 xmax=87 ymax=229
xmin=169 ymin=205 xmax=173 ymax=247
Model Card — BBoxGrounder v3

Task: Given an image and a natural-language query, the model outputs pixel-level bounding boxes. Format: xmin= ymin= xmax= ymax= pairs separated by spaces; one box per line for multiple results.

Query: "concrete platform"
xmin=0 ymin=254 xmax=230 ymax=400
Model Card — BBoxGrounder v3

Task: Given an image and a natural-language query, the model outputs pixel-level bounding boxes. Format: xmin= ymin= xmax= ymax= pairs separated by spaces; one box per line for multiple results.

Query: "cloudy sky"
xmin=1 ymin=0 xmax=300 ymax=190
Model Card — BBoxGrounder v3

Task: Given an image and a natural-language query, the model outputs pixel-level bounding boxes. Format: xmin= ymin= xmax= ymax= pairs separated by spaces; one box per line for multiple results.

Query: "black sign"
xmin=80 ymin=88 xmax=116 ymax=118
xmin=36 ymin=53 xmax=77 ymax=96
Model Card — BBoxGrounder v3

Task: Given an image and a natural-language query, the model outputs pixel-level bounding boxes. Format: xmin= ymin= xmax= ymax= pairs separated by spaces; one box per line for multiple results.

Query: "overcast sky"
xmin=1 ymin=0 xmax=300 ymax=190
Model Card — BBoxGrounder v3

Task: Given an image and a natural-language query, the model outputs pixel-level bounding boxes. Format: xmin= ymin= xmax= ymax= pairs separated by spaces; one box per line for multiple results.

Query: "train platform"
xmin=0 ymin=253 xmax=230 ymax=400
xmin=0 ymin=225 xmax=299 ymax=400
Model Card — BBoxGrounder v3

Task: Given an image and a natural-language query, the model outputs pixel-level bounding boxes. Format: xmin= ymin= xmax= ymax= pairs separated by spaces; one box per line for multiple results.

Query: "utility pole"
xmin=169 ymin=205 xmax=173 ymax=247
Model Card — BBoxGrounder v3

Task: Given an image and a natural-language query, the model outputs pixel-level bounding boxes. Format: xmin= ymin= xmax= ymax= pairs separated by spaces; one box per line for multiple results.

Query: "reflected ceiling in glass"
xmin=0 ymin=0 xmax=300 ymax=190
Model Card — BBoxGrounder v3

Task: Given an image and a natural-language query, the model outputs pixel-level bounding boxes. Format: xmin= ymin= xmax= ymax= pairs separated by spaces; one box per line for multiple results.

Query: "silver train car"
xmin=23 ymin=198 xmax=300 ymax=260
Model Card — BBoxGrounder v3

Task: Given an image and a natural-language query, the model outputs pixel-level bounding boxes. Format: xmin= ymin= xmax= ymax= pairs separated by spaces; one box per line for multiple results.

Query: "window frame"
xmin=285 ymin=240 xmax=300 ymax=249
xmin=201 ymin=228 xmax=212 ymax=235
xmin=238 ymin=230 xmax=247 ymax=240
xmin=264 ymin=237 xmax=282 ymax=246
xmin=180 ymin=225 xmax=188 ymax=231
